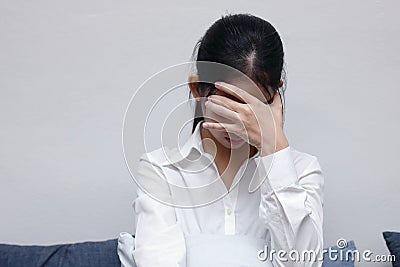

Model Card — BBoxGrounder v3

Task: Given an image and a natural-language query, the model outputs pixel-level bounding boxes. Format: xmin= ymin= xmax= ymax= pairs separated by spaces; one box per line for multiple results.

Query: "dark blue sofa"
xmin=0 ymin=236 xmax=356 ymax=267
xmin=0 ymin=239 xmax=120 ymax=267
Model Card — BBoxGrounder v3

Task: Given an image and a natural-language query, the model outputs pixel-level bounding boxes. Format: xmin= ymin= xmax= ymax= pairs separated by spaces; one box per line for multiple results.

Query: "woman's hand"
xmin=202 ymin=81 xmax=289 ymax=156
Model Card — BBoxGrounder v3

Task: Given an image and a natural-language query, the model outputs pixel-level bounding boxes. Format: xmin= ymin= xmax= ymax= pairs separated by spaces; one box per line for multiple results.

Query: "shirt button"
xmin=226 ymin=208 xmax=232 ymax=216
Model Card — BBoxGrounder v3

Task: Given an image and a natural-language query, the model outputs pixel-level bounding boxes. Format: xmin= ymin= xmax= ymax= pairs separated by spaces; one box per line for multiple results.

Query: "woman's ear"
xmin=188 ymin=73 xmax=200 ymax=98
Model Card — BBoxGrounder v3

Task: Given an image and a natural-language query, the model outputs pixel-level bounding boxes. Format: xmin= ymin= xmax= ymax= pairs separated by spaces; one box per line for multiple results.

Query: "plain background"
xmin=0 ymin=1 xmax=399 ymax=266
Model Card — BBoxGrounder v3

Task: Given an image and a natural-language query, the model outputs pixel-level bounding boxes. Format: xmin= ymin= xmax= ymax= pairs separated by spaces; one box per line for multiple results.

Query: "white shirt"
xmin=121 ymin=122 xmax=324 ymax=267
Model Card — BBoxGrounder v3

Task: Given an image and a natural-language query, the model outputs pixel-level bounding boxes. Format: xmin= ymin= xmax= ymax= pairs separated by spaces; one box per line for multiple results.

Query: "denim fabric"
xmin=0 ymin=239 xmax=120 ymax=267
xmin=383 ymin=231 xmax=400 ymax=267
xmin=322 ymin=240 xmax=356 ymax=267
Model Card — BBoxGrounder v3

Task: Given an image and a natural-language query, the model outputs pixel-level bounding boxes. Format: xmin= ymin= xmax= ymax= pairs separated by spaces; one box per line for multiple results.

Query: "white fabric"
xmin=118 ymin=122 xmax=324 ymax=267
xmin=117 ymin=232 xmax=136 ymax=267
xmin=184 ymin=233 xmax=274 ymax=267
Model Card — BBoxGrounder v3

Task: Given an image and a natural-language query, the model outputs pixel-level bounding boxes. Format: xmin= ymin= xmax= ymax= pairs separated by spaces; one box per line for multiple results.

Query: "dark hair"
xmin=190 ymin=13 xmax=287 ymax=133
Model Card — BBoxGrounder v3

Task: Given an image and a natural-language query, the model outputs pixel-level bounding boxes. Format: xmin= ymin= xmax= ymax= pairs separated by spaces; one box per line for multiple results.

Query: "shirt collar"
xmin=161 ymin=121 xmax=204 ymax=166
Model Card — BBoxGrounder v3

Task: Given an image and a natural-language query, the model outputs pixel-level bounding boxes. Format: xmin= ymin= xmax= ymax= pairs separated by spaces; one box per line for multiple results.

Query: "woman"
xmin=120 ymin=13 xmax=324 ymax=267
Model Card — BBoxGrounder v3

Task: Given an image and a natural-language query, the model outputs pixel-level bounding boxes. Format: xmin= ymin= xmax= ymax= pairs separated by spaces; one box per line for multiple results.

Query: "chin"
xmin=207 ymin=129 xmax=247 ymax=150
xmin=220 ymin=136 xmax=247 ymax=150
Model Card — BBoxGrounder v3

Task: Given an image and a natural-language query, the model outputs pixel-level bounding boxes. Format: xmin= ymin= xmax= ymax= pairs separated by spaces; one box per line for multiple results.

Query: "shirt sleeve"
xmin=132 ymin=154 xmax=187 ymax=267
xmin=255 ymin=146 xmax=324 ymax=267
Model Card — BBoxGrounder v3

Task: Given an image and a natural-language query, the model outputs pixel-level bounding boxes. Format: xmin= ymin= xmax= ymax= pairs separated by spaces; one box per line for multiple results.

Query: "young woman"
xmin=123 ymin=13 xmax=324 ymax=267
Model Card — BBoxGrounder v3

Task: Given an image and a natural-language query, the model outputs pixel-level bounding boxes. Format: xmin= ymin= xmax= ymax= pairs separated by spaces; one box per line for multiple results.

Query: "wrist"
xmin=259 ymin=129 xmax=289 ymax=156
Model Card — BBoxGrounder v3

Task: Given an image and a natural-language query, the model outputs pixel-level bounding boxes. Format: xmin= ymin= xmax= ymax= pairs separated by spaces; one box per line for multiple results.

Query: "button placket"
xmin=226 ymin=208 xmax=232 ymax=215
xmin=223 ymin=184 xmax=239 ymax=235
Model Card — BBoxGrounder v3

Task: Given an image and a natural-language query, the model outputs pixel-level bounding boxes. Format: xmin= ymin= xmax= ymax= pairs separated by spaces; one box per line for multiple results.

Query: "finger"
xmin=214 ymin=81 xmax=259 ymax=104
xmin=202 ymin=121 xmax=228 ymax=131
xmin=205 ymin=109 xmax=234 ymax=125
xmin=202 ymin=121 xmax=245 ymax=135
xmin=207 ymin=94 xmax=243 ymax=113
xmin=205 ymin=100 xmax=240 ymax=121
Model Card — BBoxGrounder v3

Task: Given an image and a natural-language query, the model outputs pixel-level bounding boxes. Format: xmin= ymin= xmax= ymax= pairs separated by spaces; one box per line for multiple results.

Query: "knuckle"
xmin=239 ymin=114 xmax=250 ymax=125
xmin=242 ymin=105 xmax=252 ymax=116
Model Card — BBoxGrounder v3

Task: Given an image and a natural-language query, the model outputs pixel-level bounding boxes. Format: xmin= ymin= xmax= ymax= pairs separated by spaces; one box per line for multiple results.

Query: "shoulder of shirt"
xmin=290 ymin=146 xmax=318 ymax=162
xmin=289 ymin=146 xmax=322 ymax=172
xmin=138 ymin=146 xmax=178 ymax=167
xmin=138 ymin=123 xmax=202 ymax=167
xmin=138 ymin=145 xmax=321 ymax=172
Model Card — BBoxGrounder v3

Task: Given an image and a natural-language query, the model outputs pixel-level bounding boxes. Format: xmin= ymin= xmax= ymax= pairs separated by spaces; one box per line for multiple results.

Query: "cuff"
xmin=118 ymin=232 xmax=136 ymax=267
xmin=255 ymin=146 xmax=298 ymax=192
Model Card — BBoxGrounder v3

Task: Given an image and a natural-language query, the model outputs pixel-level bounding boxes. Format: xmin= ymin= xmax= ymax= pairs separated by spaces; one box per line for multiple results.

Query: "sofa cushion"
xmin=0 ymin=236 xmax=357 ymax=267
xmin=383 ymin=231 xmax=400 ymax=267
xmin=322 ymin=240 xmax=356 ymax=267
xmin=0 ymin=239 xmax=120 ymax=267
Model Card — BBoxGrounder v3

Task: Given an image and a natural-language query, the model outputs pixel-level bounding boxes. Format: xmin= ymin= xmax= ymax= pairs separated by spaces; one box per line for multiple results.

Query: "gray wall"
xmin=0 ymin=1 xmax=398 ymax=266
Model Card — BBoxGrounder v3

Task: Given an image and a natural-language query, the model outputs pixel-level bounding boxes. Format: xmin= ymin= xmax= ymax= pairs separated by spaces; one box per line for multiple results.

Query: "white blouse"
xmin=123 ymin=122 xmax=324 ymax=267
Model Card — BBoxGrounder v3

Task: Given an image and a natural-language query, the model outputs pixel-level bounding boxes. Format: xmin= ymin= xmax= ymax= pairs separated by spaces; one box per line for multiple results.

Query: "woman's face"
xmin=202 ymin=77 xmax=275 ymax=150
